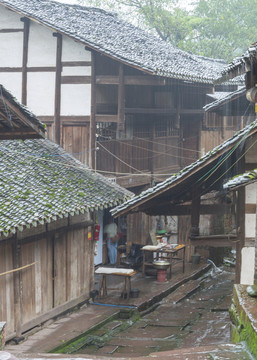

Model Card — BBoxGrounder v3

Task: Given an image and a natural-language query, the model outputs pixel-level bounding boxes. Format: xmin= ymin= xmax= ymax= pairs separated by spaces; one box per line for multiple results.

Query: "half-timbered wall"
xmin=0 ymin=4 xmax=92 ymax=165
xmin=0 ymin=215 xmax=94 ymax=339
xmin=239 ymin=134 xmax=257 ymax=284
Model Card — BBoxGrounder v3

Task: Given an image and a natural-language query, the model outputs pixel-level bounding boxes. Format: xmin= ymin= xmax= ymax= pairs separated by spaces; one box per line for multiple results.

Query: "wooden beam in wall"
xmin=53 ymin=33 xmax=62 ymax=145
xmin=245 ymin=203 xmax=257 ymax=214
xmin=21 ymin=18 xmax=30 ymax=105
xmin=0 ymin=67 xmax=22 ymax=72
xmin=90 ymin=51 xmax=96 ymax=169
xmin=0 ymin=29 xmax=23 ymax=33
xmin=95 ymin=114 xmax=118 ymax=123
xmin=62 ymin=61 xmax=92 ymax=67
xmin=96 ymin=75 xmax=166 ymax=86
xmin=125 ymin=108 xmax=177 ymax=114
xmin=143 ymin=203 xmax=235 ymax=216
xmin=61 ymin=76 xmax=91 ymax=84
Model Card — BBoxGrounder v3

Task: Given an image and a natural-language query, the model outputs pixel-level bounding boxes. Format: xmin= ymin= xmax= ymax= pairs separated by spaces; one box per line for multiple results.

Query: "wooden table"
xmin=142 ymin=244 xmax=186 ymax=278
xmin=95 ymin=267 xmax=136 ymax=298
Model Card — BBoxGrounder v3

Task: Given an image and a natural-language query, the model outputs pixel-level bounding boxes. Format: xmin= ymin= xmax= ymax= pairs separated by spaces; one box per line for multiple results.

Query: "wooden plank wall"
xmin=201 ymin=129 xmax=235 ymax=154
xmin=0 ymin=241 xmax=15 ymax=335
xmin=0 ymin=225 xmax=94 ymax=337
xmin=97 ymin=136 xmax=180 ymax=176
xmin=62 ymin=125 xmax=91 ymax=165
xmin=127 ymin=213 xmax=154 ymax=246
xmin=45 ymin=124 xmax=91 ymax=165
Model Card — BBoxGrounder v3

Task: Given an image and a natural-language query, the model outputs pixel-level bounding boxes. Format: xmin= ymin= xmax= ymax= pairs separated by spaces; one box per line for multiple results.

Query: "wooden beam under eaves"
xmin=144 ymin=203 xmax=235 ymax=216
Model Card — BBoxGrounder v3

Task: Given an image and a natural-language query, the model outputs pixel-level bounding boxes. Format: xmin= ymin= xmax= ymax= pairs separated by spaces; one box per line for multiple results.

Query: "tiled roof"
xmin=0 ymin=0 xmax=226 ymax=84
xmin=221 ymin=43 xmax=257 ymax=79
xmin=204 ymin=87 xmax=246 ymax=112
xmin=0 ymin=85 xmax=45 ymax=139
xmin=223 ymin=169 xmax=257 ymax=190
xmin=111 ymin=119 xmax=257 ymax=216
xmin=0 ymin=139 xmax=132 ymax=237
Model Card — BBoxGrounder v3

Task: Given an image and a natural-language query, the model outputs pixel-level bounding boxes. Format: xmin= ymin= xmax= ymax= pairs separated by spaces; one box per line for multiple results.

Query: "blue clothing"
xmin=107 ymin=238 xmax=118 ymax=264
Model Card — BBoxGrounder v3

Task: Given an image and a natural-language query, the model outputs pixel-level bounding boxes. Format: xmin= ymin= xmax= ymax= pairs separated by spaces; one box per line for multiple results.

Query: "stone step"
xmin=164 ymin=279 xmax=203 ymax=304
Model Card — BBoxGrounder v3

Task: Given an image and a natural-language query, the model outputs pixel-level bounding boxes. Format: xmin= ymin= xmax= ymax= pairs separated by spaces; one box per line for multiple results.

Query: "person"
xmin=103 ymin=218 xmax=119 ymax=265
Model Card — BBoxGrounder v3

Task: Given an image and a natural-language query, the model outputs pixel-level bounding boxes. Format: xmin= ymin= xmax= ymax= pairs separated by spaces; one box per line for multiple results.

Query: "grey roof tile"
xmin=111 ymin=119 xmax=257 ymax=216
xmin=0 ymin=139 xmax=132 ymax=236
xmin=204 ymin=87 xmax=246 ymax=112
xmin=0 ymin=84 xmax=46 ymax=138
xmin=0 ymin=0 xmax=226 ymax=83
xmin=223 ymin=169 xmax=257 ymax=190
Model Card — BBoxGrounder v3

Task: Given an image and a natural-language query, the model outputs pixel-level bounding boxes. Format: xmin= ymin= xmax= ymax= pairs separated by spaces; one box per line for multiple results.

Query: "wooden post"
xmin=21 ymin=18 xmax=30 ymax=105
xmin=117 ymin=63 xmax=125 ymax=134
xmin=175 ymin=86 xmax=181 ymax=129
xmin=12 ymin=235 xmax=22 ymax=338
xmin=148 ymin=122 xmax=154 ymax=186
xmin=54 ymin=33 xmax=62 ymax=145
xmin=90 ymin=51 xmax=96 ymax=169
xmin=191 ymin=186 xmax=201 ymax=237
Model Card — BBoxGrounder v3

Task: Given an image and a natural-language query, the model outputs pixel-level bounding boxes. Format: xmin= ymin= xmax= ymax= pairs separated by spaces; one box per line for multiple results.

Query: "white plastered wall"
xmin=61 ymin=84 xmax=91 ymax=115
xmin=62 ymin=36 xmax=91 ymax=62
xmin=61 ymin=36 xmax=91 ymax=116
xmin=0 ymin=6 xmax=23 ymax=29
xmin=0 ymin=73 xmax=22 ymax=102
xmin=240 ymin=247 xmax=255 ymax=285
xmin=240 ymin=182 xmax=256 ymax=285
xmin=0 ymin=6 xmax=23 ymax=101
xmin=27 ymin=22 xmax=57 ymax=67
xmin=240 ymin=136 xmax=257 ymax=284
xmin=27 ymin=72 xmax=55 ymax=115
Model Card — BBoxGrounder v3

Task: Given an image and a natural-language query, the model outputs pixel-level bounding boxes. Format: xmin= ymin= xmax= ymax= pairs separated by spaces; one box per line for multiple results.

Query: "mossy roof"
xmin=223 ymin=169 xmax=257 ymax=190
xmin=0 ymin=139 xmax=132 ymax=237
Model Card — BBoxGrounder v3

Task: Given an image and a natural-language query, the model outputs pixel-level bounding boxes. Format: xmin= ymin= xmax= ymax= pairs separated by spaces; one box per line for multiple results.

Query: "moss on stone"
xmin=230 ymin=301 xmax=257 ymax=357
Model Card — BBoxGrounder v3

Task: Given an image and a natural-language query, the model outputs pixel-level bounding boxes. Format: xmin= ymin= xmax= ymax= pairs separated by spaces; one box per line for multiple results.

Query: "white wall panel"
xmin=62 ymin=36 xmax=91 ymax=62
xmin=240 ymin=247 xmax=255 ymax=285
xmin=245 ymin=213 xmax=256 ymax=238
xmin=27 ymin=73 xmax=55 ymax=115
xmin=61 ymin=84 xmax=91 ymax=115
xmin=0 ymin=5 xmax=23 ymax=29
xmin=62 ymin=66 xmax=91 ymax=76
xmin=0 ymin=33 xmax=23 ymax=67
xmin=245 ymin=183 xmax=257 ymax=205
xmin=27 ymin=23 xmax=56 ymax=67
xmin=0 ymin=73 xmax=22 ymax=101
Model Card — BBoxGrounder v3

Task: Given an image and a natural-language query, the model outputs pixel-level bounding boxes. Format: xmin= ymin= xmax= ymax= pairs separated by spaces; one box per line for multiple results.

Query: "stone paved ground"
xmin=4 ymin=264 xmax=255 ymax=360
xmin=72 ymin=267 xmax=254 ymax=359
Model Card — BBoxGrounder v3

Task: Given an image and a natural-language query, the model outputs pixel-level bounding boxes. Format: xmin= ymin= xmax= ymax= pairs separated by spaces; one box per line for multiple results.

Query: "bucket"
xmin=191 ymin=254 xmax=201 ymax=264
xmin=157 ymin=269 xmax=167 ymax=282
xmin=130 ymin=288 xmax=140 ymax=298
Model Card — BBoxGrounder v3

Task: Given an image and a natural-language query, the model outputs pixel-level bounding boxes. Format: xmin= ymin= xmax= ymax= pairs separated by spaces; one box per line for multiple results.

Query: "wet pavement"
xmin=73 ymin=267 xmax=236 ymax=357
xmin=4 ymin=262 xmax=255 ymax=359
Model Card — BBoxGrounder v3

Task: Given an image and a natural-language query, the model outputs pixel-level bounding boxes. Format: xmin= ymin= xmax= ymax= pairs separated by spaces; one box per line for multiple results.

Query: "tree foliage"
xmin=79 ymin=0 xmax=257 ymax=61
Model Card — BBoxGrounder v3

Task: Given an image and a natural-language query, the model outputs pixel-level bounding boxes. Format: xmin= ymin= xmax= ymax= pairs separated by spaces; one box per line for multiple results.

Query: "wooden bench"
xmin=95 ymin=267 xmax=136 ymax=298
